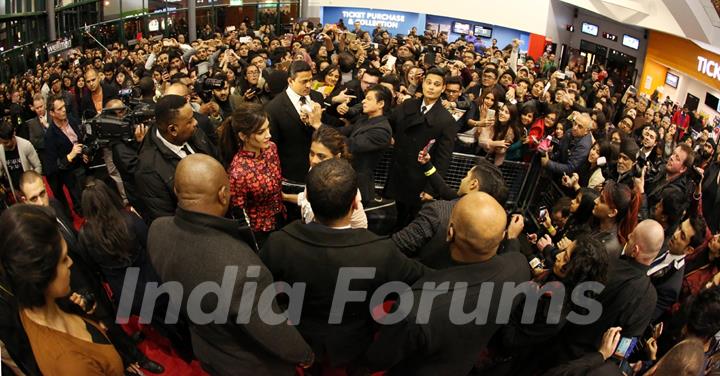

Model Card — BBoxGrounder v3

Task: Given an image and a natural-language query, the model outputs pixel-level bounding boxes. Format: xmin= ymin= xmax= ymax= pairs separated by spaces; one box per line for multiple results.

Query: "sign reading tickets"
xmin=645 ymin=31 xmax=720 ymax=90
xmin=322 ymin=6 xmax=421 ymax=35
xmin=47 ymin=38 xmax=72 ymax=55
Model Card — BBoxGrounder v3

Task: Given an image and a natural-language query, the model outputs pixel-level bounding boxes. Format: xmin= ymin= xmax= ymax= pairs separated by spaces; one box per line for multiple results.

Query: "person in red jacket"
xmin=672 ymin=106 xmax=691 ymax=140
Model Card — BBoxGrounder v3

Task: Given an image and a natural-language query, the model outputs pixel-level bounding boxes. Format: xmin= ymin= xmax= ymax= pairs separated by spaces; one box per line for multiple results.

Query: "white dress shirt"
xmin=156 ymin=129 xmax=194 ymax=159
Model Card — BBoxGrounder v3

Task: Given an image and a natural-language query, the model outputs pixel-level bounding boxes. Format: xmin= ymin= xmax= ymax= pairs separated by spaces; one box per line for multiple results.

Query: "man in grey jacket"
xmin=0 ymin=121 xmax=42 ymax=200
xmin=541 ymin=111 xmax=593 ymax=175
xmin=147 ymin=154 xmax=313 ymax=376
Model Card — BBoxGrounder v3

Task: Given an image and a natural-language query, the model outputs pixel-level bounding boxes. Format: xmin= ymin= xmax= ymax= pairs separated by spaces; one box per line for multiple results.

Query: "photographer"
xmin=209 ymin=72 xmax=232 ymax=120
xmin=645 ymin=144 xmax=695 ymax=215
xmin=96 ymin=99 xmax=149 ymax=212
xmin=44 ymin=94 xmax=87 ymax=216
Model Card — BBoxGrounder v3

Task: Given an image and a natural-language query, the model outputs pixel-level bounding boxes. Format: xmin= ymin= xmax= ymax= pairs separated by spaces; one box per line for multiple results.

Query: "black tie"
xmin=650 ymin=251 xmax=668 ymax=269
xmin=421 ymin=105 xmax=427 ymax=114
xmin=299 ymin=96 xmax=307 ymax=106
xmin=181 ymin=145 xmax=192 ymax=156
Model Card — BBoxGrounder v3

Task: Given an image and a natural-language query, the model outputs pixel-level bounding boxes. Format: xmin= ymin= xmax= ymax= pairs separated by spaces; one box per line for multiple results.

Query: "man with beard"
xmin=211 ymin=72 xmax=232 ymax=119
xmin=697 ymin=138 xmax=715 ymax=170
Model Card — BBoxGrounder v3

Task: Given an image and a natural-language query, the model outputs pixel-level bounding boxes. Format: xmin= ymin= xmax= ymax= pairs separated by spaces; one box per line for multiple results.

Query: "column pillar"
xmin=47 ymin=0 xmax=56 ymax=41
xmin=188 ymin=0 xmax=196 ymax=41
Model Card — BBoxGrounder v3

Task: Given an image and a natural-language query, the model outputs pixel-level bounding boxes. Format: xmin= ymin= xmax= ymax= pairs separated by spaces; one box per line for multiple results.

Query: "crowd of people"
xmin=0 ymin=16 xmax=719 ymax=376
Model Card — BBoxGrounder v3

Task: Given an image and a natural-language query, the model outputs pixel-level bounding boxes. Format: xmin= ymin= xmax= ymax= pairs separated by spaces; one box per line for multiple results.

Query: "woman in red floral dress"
xmin=221 ymin=102 xmax=284 ymax=246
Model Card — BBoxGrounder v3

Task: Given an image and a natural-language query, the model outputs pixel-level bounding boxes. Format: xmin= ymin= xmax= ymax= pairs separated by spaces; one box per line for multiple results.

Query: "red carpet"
xmin=121 ymin=317 xmax=208 ymax=375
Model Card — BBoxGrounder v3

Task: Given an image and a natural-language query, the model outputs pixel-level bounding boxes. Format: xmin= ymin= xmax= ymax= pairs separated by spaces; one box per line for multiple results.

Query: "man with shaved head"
xmin=134 ymin=94 xmax=218 ymax=222
xmin=367 ymin=192 xmax=532 ymax=375
xmin=147 ymin=154 xmax=314 ymax=375
xmin=554 ymin=219 xmax=664 ymax=363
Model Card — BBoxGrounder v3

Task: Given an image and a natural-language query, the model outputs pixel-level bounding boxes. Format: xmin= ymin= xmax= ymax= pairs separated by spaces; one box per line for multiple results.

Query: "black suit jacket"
xmin=134 ymin=127 xmax=218 ymax=222
xmin=260 ymin=221 xmax=429 ymax=366
xmin=265 ymin=90 xmax=325 ymax=183
xmin=649 ymin=255 xmax=685 ymax=322
xmin=340 ymin=115 xmax=392 ymax=202
xmin=25 ymin=115 xmax=49 ymax=152
xmin=148 ymin=208 xmax=313 ymax=375
xmin=385 ymin=98 xmax=457 ymax=204
xmin=42 ymin=118 xmax=84 ymax=177
xmin=391 ymin=199 xmax=456 ymax=269
xmin=366 ymin=249 xmax=531 ymax=375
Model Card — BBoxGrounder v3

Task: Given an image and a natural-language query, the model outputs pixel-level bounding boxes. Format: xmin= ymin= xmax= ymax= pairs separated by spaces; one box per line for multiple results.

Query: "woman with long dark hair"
xmin=78 ymin=178 xmax=159 ymax=315
xmin=0 ymin=205 xmax=124 ymax=375
xmin=458 ymin=90 xmax=496 ymax=154
xmin=478 ymin=102 xmax=520 ymax=166
xmin=506 ymin=102 xmax=537 ymax=161
xmin=221 ymin=102 xmax=284 ymax=245
xmin=485 ymin=234 xmax=609 ymax=375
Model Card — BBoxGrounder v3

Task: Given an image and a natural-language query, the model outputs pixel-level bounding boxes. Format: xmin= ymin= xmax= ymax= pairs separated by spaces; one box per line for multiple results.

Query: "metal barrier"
xmin=518 ymin=154 xmax=569 ymax=231
xmin=371 ymin=148 xmax=533 ymax=209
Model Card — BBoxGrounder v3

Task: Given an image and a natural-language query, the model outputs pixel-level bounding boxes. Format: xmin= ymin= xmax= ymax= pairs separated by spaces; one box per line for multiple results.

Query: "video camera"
xmin=81 ymin=102 xmax=155 ymax=157
xmin=195 ymin=75 xmax=226 ymax=102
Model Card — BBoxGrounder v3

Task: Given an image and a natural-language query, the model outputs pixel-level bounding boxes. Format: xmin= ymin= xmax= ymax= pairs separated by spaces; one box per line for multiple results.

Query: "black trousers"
xmin=47 ymin=168 xmax=84 ymax=216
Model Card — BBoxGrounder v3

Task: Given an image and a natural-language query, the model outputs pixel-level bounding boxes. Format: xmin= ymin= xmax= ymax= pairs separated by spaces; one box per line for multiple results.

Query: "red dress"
xmin=228 ymin=142 xmax=285 ymax=232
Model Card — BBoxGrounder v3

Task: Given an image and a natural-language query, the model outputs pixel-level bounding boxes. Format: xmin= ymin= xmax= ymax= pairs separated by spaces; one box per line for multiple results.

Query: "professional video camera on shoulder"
xmin=195 ymin=73 xmax=226 ymax=103
xmin=81 ymin=101 xmax=155 ymax=157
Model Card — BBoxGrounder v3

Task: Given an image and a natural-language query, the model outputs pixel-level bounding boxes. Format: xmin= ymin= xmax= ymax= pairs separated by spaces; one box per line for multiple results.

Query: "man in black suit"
xmin=366 ymin=192 xmax=531 ymax=375
xmin=48 ymin=73 xmax=79 ymax=120
xmin=261 ymin=159 xmax=429 ymax=370
xmin=148 ymin=154 xmax=314 ymax=375
xmin=135 ymin=95 xmax=218 ymax=222
xmin=385 ymin=67 xmax=457 ymax=228
xmin=265 ymin=60 xmax=326 ymax=183
xmin=25 ymin=93 xmax=51 ymax=154
xmin=43 ymin=94 xmax=87 ymax=216
xmin=392 ymin=158 xmax=509 ymax=269
xmin=649 ymin=216 xmax=707 ymax=322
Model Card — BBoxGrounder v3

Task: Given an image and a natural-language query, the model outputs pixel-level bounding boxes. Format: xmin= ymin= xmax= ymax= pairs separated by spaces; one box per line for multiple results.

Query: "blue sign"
xmin=321 ymin=7 xmax=422 ymax=36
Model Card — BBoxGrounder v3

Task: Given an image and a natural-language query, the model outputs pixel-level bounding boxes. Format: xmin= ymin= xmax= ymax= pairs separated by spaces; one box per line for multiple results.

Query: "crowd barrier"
xmin=371 ymin=148 xmax=534 ymax=210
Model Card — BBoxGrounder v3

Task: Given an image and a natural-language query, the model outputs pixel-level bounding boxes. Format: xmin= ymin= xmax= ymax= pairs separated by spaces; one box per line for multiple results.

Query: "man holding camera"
xmin=541 ymin=112 xmax=593 ymax=176
xmin=43 ymin=94 xmax=87 ymax=216
xmin=645 ymin=144 xmax=695 ymax=215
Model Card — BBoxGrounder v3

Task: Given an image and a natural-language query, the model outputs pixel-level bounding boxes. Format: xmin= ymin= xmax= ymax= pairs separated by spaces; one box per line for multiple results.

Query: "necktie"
xmin=421 ymin=105 xmax=427 ymax=114
xmin=181 ymin=144 xmax=193 ymax=157
xmin=650 ymin=251 xmax=668 ymax=269
xmin=299 ymin=96 xmax=307 ymax=107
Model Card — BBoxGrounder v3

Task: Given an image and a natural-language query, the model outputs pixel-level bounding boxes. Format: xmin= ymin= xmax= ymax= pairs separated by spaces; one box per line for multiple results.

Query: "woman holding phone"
xmin=457 ymin=90 xmax=496 ymax=154
xmin=478 ymin=102 xmax=521 ymax=166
